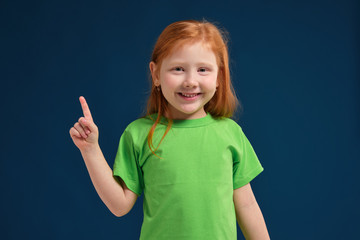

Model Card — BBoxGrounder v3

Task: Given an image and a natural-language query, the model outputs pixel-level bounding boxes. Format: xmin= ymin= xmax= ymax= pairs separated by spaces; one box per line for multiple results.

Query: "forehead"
xmin=164 ymin=41 xmax=217 ymax=63
xmin=172 ymin=40 xmax=212 ymax=54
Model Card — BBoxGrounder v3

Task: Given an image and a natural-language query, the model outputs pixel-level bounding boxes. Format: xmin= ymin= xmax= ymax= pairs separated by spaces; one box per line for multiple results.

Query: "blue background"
xmin=1 ymin=0 xmax=359 ymax=239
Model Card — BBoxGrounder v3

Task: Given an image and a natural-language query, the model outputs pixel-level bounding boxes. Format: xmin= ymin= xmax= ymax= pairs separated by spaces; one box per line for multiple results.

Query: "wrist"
xmin=81 ymin=142 xmax=101 ymax=155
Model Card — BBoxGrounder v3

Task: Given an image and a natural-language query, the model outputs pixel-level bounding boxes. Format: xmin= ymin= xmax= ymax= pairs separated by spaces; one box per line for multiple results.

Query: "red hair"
xmin=146 ymin=19 xmax=239 ymax=155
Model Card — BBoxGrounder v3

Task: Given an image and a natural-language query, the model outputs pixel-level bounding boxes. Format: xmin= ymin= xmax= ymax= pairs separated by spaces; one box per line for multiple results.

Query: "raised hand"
xmin=69 ymin=96 xmax=99 ymax=152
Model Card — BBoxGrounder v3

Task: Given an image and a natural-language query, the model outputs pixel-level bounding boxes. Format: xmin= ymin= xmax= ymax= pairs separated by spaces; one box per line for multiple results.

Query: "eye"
xmin=198 ymin=67 xmax=208 ymax=73
xmin=173 ymin=67 xmax=184 ymax=72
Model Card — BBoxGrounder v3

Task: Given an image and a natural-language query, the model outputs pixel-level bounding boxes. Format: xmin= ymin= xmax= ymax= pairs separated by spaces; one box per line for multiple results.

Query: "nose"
xmin=183 ymin=71 xmax=198 ymax=88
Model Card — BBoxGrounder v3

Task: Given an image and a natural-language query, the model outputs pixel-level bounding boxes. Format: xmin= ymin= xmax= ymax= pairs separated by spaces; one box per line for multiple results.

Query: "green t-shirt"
xmin=113 ymin=113 xmax=264 ymax=240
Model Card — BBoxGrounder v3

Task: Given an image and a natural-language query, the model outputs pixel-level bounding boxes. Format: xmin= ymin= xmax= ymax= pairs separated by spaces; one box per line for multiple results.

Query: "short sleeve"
xmin=113 ymin=129 xmax=144 ymax=196
xmin=233 ymin=127 xmax=264 ymax=189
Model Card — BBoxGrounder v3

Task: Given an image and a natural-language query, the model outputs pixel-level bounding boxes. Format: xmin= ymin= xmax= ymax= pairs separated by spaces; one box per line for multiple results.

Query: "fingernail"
xmin=86 ymin=130 xmax=90 ymax=134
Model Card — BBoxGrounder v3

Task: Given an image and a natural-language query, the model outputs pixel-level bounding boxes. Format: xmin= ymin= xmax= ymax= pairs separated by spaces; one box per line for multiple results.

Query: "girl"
xmin=69 ymin=20 xmax=270 ymax=240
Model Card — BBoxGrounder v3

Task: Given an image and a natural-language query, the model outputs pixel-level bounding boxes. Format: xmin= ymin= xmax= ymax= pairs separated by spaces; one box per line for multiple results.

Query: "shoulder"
xmin=213 ymin=116 xmax=243 ymax=131
xmin=209 ymin=117 xmax=247 ymax=143
xmin=125 ymin=116 xmax=154 ymax=132
xmin=121 ymin=116 xmax=155 ymax=142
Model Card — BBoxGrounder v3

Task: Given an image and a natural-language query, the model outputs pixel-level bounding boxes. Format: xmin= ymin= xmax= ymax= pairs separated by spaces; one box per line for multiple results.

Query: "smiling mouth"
xmin=178 ymin=92 xmax=201 ymax=98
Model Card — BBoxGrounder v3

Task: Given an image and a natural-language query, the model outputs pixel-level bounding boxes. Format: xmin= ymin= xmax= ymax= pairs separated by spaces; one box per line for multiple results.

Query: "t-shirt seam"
xmin=169 ymin=120 xmax=218 ymax=128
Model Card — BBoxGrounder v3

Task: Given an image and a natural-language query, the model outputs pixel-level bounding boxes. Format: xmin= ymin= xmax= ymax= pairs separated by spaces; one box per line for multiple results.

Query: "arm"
xmin=233 ymin=183 xmax=270 ymax=240
xmin=69 ymin=96 xmax=138 ymax=217
xmin=80 ymin=144 xmax=138 ymax=217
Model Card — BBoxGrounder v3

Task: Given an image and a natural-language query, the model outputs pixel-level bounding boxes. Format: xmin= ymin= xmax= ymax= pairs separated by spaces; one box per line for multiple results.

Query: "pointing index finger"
xmin=79 ymin=96 xmax=93 ymax=121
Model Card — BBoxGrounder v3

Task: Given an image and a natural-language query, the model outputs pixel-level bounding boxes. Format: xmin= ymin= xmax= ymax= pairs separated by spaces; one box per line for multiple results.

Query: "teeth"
xmin=181 ymin=93 xmax=198 ymax=97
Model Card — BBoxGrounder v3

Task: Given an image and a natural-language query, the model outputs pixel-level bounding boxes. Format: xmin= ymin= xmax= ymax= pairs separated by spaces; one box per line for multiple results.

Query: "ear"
xmin=149 ymin=61 xmax=160 ymax=86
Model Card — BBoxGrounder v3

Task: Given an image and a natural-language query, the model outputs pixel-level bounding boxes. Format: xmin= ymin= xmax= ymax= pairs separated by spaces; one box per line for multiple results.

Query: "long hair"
xmin=146 ymin=19 xmax=239 ymax=155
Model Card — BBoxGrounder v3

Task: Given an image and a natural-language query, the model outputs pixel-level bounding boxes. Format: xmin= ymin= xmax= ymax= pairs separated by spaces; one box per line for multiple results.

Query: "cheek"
xmin=161 ymin=74 xmax=179 ymax=90
xmin=203 ymin=75 xmax=218 ymax=90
